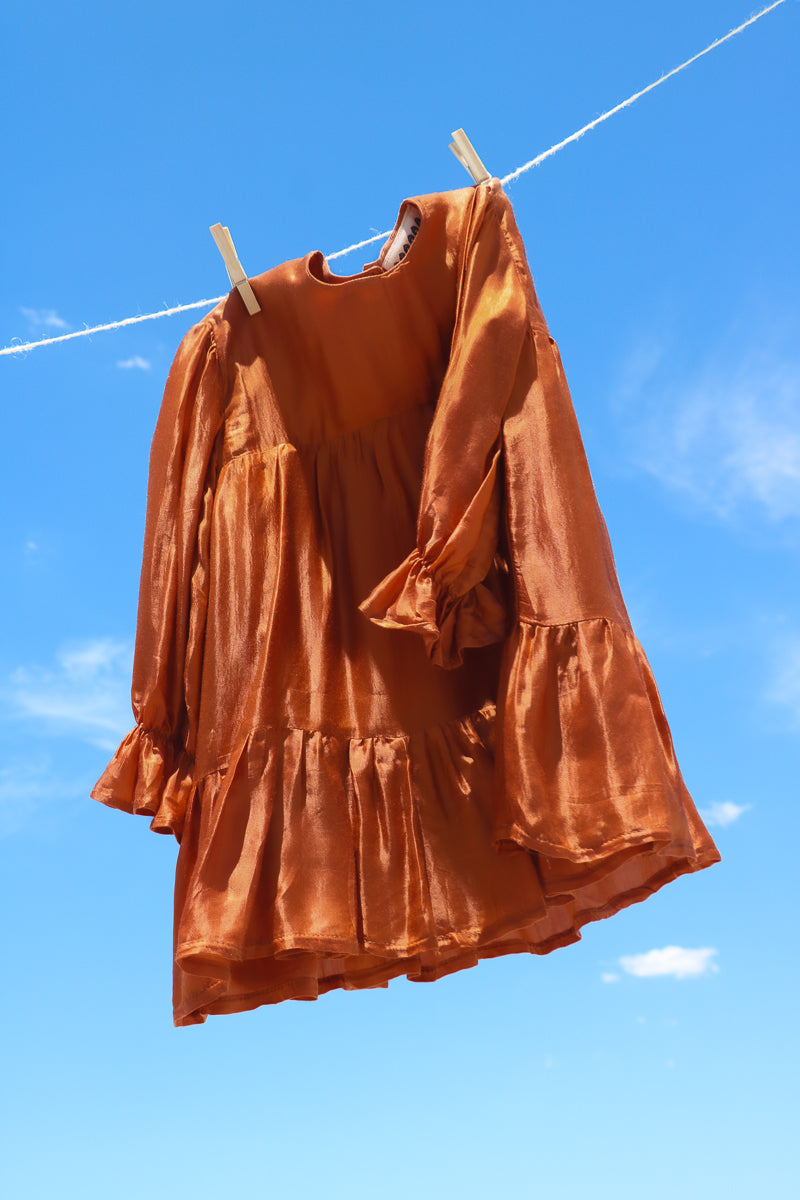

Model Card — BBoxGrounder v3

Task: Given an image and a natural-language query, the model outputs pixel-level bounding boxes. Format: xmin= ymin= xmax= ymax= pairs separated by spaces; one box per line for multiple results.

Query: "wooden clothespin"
xmin=448 ymin=129 xmax=491 ymax=185
xmin=209 ymin=223 xmax=261 ymax=315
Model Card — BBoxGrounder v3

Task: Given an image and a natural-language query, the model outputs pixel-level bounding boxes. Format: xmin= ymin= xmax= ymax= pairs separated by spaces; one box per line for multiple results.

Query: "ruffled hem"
xmin=174 ymin=833 xmax=723 ymax=1024
xmin=91 ymin=725 xmax=195 ymax=841
xmin=174 ymin=915 xmax=583 ymax=1025
xmin=172 ymin=836 xmax=717 ymax=1025
xmin=168 ymin=676 xmax=719 ymax=1026
xmin=358 ymin=548 xmax=506 ymax=668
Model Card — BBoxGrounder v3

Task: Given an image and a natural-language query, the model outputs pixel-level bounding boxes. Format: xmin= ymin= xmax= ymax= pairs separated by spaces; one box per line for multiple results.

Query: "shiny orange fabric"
xmin=92 ymin=180 xmax=720 ymax=1025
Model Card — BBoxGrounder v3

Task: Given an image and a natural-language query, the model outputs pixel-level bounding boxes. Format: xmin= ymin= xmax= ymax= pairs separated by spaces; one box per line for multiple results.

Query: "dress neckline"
xmin=304 ymin=195 xmax=424 ymax=287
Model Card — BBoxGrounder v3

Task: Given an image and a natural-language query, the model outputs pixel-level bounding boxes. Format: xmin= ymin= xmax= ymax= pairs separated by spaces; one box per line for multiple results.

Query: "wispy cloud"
xmin=5 ymin=638 xmax=133 ymax=750
xmin=20 ymin=306 xmax=69 ymax=330
xmin=615 ymin=333 xmax=800 ymax=524
xmin=117 ymin=355 xmax=151 ymax=370
xmin=601 ymin=972 xmax=620 ymax=984
xmin=0 ymin=762 xmax=51 ymax=837
xmin=619 ymin=947 xmax=719 ymax=980
xmin=700 ymin=800 xmax=750 ymax=828
xmin=766 ymin=635 xmax=800 ymax=726
xmin=0 ymin=759 xmax=92 ymax=837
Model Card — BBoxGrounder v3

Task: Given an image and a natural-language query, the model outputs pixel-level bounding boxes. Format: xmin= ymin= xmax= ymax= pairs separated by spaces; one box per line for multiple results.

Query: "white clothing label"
xmin=381 ymin=205 xmax=422 ymax=270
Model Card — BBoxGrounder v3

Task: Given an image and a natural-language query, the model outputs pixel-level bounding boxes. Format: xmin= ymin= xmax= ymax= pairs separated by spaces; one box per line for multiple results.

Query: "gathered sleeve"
xmin=359 ymin=181 xmax=529 ymax=668
xmin=91 ymin=320 xmax=224 ymax=841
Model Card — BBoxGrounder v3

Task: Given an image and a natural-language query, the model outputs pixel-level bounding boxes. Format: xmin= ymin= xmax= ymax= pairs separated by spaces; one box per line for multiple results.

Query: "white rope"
xmin=0 ymin=298 xmax=230 ymax=356
xmin=1 ymin=0 xmax=787 ymax=360
xmin=500 ymin=0 xmax=788 ymax=186
xmin=0 ymin=235 xmax=397 ymax=359
xmin=326 ymin=231 xmax=393 ymax=261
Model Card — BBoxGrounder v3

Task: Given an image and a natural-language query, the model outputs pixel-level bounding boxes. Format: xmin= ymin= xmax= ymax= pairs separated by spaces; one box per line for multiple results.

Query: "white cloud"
xmin=616 ymin=334 xmax=800 ymax=523
xmin=0 ymin=640 xmax=135 ymax=836
xmin=0 ymin=762 xmax=51 ymax=836
xmin=700 ymin=800 xmax=750 ymax=827
xmin=58 ymin=640 xmax=128 ymax=677
xmin=601 ymin=972 xmax=620 ymax=984
xmin=619 ymin=946 xmax=719 ymax=980
xmin=20 ymin=306 xmax=69 ymax=329
xmin=767 ymin=636 xmax=800 ymax=725
xmin=0 ymin=759 xmax=99 ymax=838
xmin=5 ymin=638 xmax=133 ymax=748
xmin=117 ymin=355 xmax=151 ymax=370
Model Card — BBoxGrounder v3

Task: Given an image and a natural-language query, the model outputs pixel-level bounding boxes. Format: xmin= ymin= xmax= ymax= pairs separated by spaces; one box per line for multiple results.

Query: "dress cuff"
xmin=359 ymin=548 xmax=507 ymax=669
xmin=91 ymin=725 xmax=195 ymax=841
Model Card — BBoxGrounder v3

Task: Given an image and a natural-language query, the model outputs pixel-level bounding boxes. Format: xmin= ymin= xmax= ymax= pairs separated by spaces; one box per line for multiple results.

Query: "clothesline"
xmin=0 ymin=0 xmax=787 ymax=361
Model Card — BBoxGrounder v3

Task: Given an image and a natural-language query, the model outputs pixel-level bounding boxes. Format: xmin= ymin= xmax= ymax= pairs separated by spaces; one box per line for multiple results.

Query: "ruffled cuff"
xmin=359 ymin=549 xmax=507 ymax=669
xmin=91 ymin=726 xmax=195 ymax=841
xmin=493 ymin=617 xmax=720 ymax=875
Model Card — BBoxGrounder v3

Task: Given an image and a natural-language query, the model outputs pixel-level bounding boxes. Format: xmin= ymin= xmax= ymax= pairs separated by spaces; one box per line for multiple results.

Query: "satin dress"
xmin=93 ymin=179 xmax=720 ymax=1025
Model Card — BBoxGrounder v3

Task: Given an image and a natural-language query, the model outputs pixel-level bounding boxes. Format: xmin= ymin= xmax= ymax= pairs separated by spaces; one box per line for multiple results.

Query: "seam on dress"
xmin=516 ymin=614 xmax=629 ymax=631
xmin=217 ymin=400 xmax=435 ymax=477
xmin=501 ymin=323 xmax=538 ymax=619
xmin=192 ymin=700 xmax=498 ymax=784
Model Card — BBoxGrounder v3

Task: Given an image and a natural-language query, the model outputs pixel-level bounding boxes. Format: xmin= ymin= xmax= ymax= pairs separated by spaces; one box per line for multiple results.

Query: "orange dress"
xmin=93 ymin=179 xmax=720 ymax=1025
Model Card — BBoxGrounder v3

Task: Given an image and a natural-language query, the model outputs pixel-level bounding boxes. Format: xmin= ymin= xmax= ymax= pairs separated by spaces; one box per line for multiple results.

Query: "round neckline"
xmin=305 ymin=197 xmax=424 ymax=287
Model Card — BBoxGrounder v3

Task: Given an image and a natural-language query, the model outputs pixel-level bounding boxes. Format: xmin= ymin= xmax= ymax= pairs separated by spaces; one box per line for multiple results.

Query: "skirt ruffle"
xmin=169 ymin=661 xmax=719 ymax=1025
xmin=493 ymin=617 xmax=720 ymax=900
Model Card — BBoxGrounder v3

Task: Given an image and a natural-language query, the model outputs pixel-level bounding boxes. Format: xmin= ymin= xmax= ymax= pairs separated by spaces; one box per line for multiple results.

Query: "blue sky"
xmin=1 ymin=1 xmax=798 ymax=1196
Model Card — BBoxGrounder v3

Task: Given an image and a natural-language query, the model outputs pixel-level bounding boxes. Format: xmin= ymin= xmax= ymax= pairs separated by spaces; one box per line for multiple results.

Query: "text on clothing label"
xmin=381 ymin=205 xmax=422 ymax=270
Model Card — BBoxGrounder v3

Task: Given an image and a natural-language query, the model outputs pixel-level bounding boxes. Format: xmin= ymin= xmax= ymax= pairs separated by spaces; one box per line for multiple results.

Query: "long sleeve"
xmin=488 ymin=219 xmax=721 ymax=885
xmin=92 ymin=320 xmax=224 ymax=841
xmin=359 ymin=180 xmax=529 ymax=668
xmin=364 ymin=179 xmax=720 ymax=887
